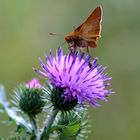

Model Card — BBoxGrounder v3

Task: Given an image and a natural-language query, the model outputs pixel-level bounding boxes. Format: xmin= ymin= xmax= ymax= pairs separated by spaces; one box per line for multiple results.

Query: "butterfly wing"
xmin=76 ymin=6 xmax=102 ymax=48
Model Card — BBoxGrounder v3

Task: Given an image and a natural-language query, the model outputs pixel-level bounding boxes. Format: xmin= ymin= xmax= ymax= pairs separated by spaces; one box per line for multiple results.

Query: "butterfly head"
xmin=65 ymin=35 xmax=75 ymax=48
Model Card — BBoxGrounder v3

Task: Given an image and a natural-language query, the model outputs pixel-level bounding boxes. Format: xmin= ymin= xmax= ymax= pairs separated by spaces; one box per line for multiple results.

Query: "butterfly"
xmin=65 ymin=6 xmax=102 ymax=54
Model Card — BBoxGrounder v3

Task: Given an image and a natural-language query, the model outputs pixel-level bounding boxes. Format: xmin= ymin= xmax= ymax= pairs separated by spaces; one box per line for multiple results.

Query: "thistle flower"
xmin=35 ymin=48 xmax=113 ymax=108
xmin=14 ymin=79 xmax=45 ymax=116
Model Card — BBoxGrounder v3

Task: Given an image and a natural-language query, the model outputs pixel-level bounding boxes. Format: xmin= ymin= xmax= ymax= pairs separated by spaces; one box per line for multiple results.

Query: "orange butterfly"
xmin=65 ymin=6 xmax=102 ymax=54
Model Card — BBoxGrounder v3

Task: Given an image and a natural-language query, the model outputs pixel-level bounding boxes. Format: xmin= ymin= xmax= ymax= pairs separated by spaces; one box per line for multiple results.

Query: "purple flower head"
xmin=26 ymin=78 xmax=42 ymax=89
xmin=35 ymin=48 xmax=113 ymax=107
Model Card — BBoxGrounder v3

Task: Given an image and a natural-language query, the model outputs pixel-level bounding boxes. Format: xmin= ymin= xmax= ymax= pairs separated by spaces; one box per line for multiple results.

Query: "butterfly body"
xmin=65 ymin=32 xmax=98 ymax=48
xmin=65 ymin=6 xmax=102 ymax=53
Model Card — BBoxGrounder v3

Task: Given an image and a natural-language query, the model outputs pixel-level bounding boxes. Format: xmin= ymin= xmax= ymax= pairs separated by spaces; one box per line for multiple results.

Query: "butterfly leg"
xmin=87 ymin=46 xmax=90 ymax=55
xmin=86 ymin=46 xmax=93 ymax=68
xmin=79 ymin=47 xmax=83 ymax=54
xmin=68 ymin=44 xmax=73 ymax=49
xmin=72 ymin=46 xmax=77 ymax=54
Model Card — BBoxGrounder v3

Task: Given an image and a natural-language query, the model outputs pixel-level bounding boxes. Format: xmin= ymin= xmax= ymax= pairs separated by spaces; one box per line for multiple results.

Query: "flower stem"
xmin=41 ymin=109 xmax=59 ymax=140
xmin=30 ymin=116 xmax=39 ymax=140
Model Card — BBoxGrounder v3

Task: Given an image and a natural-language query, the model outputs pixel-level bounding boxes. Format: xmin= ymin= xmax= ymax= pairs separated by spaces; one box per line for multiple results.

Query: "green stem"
xmin=41 ymin=109 xmax=59 ymax=140
xmin=30 ymin=116 xmax=39 ymax=140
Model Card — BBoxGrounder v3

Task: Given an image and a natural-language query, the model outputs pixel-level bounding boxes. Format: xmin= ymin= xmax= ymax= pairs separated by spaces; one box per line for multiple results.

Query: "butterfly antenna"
xmin=49 ymin=32 xmax=63 ymax=36
xmin=49 ymin=32 xmax=67 ymax=48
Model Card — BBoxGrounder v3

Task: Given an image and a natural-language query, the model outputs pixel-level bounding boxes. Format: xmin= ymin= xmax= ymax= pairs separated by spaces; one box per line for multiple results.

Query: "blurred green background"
xmin=0 ymin=0 xmax=140 ymax=139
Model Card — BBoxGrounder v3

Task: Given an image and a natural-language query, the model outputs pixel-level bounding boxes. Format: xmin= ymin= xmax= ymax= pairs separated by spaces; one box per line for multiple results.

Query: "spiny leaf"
xmin=60 ymin=122 xmax=81 ymax=138
xmin=52 ymin=110 xmax=90 ymax=140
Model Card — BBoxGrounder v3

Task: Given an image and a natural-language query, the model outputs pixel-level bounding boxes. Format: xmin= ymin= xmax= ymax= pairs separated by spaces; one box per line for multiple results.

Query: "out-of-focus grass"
xmin=0 ymin=0 xmax=140 ymax=139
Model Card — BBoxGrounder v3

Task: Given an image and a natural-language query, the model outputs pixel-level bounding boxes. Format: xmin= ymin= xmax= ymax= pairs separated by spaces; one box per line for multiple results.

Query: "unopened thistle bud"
xmin=14 ymin=79 xmax=45 ymax=117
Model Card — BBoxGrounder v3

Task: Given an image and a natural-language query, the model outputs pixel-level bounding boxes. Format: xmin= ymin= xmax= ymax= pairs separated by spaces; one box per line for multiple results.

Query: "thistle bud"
xmin=14 ymin=79 xmax=45 ymax=117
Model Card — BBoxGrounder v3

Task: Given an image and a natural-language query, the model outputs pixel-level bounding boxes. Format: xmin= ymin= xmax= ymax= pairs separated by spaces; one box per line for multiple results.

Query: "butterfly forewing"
xmin=80 ymin=6 xmax=102 ymax=38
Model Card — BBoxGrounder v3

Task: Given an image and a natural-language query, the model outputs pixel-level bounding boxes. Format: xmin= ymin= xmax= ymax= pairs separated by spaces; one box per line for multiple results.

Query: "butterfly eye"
xmin=66 ymin=39 xmax=74 ymax=47
xmin=69 ymin=41 xmax=74 ymax=46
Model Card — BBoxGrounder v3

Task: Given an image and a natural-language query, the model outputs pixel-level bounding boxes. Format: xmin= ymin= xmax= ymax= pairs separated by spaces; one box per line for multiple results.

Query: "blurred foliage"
xmin=0 ymin=0 xmax=140 ymax=140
